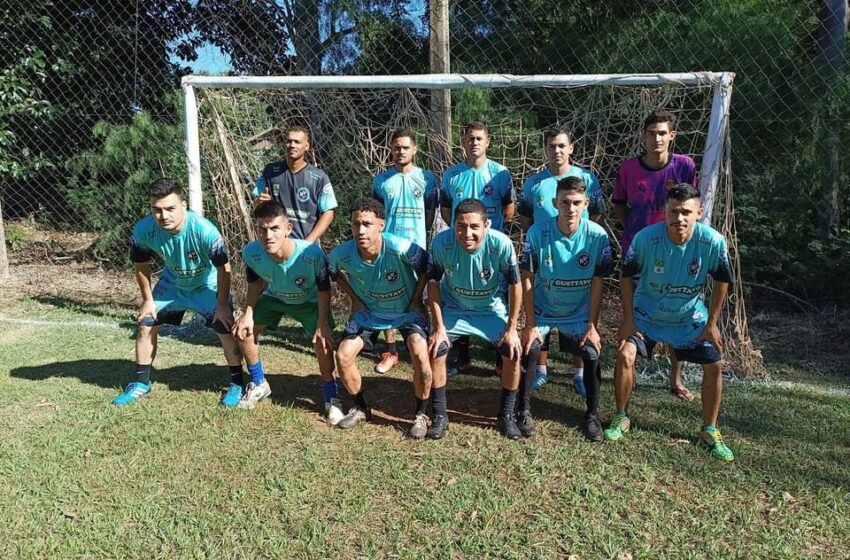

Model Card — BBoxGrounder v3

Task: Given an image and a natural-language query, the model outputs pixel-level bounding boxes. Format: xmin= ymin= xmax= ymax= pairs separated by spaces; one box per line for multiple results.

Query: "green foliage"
xmin=2 ymin=224 xmax=28 ymax=249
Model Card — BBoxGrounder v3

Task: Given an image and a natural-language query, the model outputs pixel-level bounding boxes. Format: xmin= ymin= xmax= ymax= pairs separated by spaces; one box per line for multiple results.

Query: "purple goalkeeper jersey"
xmin=612 ymin=153 xmax=696 ymax=255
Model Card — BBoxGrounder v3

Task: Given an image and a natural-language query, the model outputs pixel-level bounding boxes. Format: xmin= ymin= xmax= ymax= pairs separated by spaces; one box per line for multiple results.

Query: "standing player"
xmin=518 ymin=126 xmax=607 ymax=394
xmin=427 ymin=199 xmax=531 ymax=440
xmin=612 ymin=110 xmax=698 ymax=402
xmin=604 ymin=184 xmax=736 ymax=462
xmin=327 ymin=199 xmax=434 ymax=438
xmin=440 ymin=122 xmax=515 ymax=376
xmin=230 ymin=201 xmax=341 ymax=422
xmin=112 ymin=178 xmax=243 ymax=406
xmin=519 ymin=177 xmax=613 ymax=441
xmin=253 ymin=125 xmax=337 ymax=242
xmin=370 ymin=128 xmax=438 ymax=375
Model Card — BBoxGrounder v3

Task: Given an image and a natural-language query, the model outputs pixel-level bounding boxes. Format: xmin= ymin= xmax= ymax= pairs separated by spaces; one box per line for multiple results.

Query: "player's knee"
xmin=335 ymin=343 xmax=357 ymax=365
xmin=137 ymin=315 xmax=156 ymax=328
xmin=581 ymin=345 xmax=600 ymax=362
xmin=618 ymin=344 xmax=637 ymax=367
xmin=211 ymin=320 xmax=230 ymax=335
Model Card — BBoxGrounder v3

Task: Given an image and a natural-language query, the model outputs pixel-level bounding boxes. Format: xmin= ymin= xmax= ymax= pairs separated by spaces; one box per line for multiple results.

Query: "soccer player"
xmin=519 ymin=177 xmax=613 ymax=441
xmin=230 ymin=201 xmax=341 ymax=422
xmin=253 ymin=125 xmax=337 ymax=242
xmin=518 ymin=126 xmax=607 ymax=395
xmin=440 ymin=122 xmax=515 ymax=376
xmin=112 ymin=178 xmax=242 ymax=406
xmin=370 ymin=128 xmax=438 ymax=375
xmin=427 ymin=198 xmax=529 ymax=440
xmin=612 ymin=110 xmax=698 ymax=402
xmin=604 ymin=184 xmax=736 ymax=462
xmin=327 ymin=198 xmax=433 ymax=438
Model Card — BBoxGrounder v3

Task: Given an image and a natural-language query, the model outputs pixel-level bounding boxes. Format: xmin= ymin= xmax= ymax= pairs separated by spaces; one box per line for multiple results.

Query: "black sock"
xmin=584 ymin=358 xmax=600 ymax=415
xmin=500 ymin=387 xmax=518 ymax=419
xmin=229 ymin=365 xmax=244 ymax=386
xmin=135 ymin=364 xmax=152 ymax=384
xmin=517 ymin=345 xmax=541 ymax=413
xmin=415 ymin=397 xmax=428 ymax=416
xmin=431 ymin=386 xmax=447 ymax=417
xmin=352 ymin=390 xmax=368 ymax=410
xmin=387 ymin=341 xmax=398 ymax=354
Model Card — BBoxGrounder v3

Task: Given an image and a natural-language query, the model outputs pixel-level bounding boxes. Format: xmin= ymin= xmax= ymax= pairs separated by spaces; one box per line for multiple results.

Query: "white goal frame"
xmin=181 ymin=72 xmax=734 ymax=222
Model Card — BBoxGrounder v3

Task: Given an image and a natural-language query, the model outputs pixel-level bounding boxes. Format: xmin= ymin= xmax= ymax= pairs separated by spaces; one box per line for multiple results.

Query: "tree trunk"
xmin=0 ymin=196 xmax=9 ymax=281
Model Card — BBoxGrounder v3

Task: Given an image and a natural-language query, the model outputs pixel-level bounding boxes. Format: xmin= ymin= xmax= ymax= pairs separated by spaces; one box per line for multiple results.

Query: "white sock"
xmin=573 ymin=366 xmax=584 ymax=380
xmin=536 ymin=365 xmax=548 ymax=375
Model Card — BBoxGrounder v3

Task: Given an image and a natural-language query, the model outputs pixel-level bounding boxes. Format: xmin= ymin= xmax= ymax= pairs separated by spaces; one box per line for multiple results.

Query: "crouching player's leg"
xmin=516 ymin=327 xmax=543 ymax=437
xmin=401 ymin=317 xmax=433 ymax=439
xmin=554 ymin=327 xmax=604 ymax=442
xmin=334 ymin=318 xmax=375 ymax=429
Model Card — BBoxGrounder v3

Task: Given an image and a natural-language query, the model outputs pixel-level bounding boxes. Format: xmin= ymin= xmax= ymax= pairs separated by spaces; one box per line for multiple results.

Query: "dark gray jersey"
xmin=253 ymin=162 xmax=338 ymax=240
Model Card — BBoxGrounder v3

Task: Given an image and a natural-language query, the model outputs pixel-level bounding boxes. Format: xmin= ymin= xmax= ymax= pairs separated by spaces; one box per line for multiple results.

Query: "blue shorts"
xmin=342 ymin=313 xmax=429 ymax=353
xmin=141 ymin=278 xmax=231 ymax=334
xmin=442 ymin=307 xmax=508 ymax=347
xmin=627 ymin=334 xmax=721 ymax=365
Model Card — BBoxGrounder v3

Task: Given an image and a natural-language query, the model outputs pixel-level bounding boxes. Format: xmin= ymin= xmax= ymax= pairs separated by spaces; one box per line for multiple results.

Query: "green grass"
xmin=1 ymin=290 xmax=849 ymax=559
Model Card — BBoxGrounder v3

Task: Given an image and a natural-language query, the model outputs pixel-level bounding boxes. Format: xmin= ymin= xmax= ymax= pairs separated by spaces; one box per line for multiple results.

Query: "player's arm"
xmin=313 ymin=258 xmax=334 ymax=352
xmin=426 ymin=260 xmax=449 ymax=358
xmin=611 ymin=167 xmax=628 ymax=225
xmin=129 ymin=236 xmax=157 ymax=322
xmin=520 ymin=270 xmax=541 ymax=354
xmin=518 ymin=216 xmax=533 ymax=232
xmin=233 ymin=269 xmax=266 ymax=340
xmin=306 ymin=209 xmax=334 ymax=243
xmin=698 ymin=280 xmax=729 ymax=350
xmin=334 ymin=271 xmax=365 ymax=315
xmin=439 ymin=175 xmax=453 ymax=227
xmin=579 ymin=276 xmax=604 ymax=353
xmin=403 ymin=243 xmax=431 ymax=315
xmin=501 ymin=171 xmax=516 ymax=224
xmin=502 ymin=202 xmax=515 ymax=223
xmin=498 ymin=249 xmax=522 ymax=360
xmin=208 ymin=237 xmax=234 ymax=329
xmin=252 ymin=175 xmax=272 ymax=205
xmin=612 ymin=203 xmax=627 ymax=225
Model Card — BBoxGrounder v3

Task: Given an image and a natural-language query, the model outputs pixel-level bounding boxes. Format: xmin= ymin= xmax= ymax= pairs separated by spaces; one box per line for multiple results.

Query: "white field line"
xmin=0 ymin=316 xmax=122 ymax=330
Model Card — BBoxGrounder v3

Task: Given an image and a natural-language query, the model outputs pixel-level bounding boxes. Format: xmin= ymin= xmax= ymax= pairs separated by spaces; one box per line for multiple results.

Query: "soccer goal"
xmin=181 ymin=72 xmax=762 ymax=377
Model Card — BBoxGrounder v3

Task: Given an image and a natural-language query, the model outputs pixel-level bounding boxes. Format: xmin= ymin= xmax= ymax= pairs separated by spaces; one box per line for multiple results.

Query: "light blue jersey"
xmin=327 ymin=232 xmax=429 ymax=330
xmin=130 ymin=212 xmax=228 ymax=291
xmin=517 ymin=166 xmax=606 ymax=225
xmin=440 ymin=160 xmax=514 ymax=232
xmin=430 ymin=228 xmax=520 ymax=314
xmin=372 ymin=166 xmax=438 ymax=250
xmin=242 ymin=239 xmax=330 ymax=305
xmin=622 ymin=221 xmax=734 ymax=347
xmin=521 ymin=218 xmax=613 ymax=331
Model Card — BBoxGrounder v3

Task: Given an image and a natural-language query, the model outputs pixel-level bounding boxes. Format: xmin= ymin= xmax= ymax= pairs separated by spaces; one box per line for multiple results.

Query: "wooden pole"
xmin=429 ymin=0 xmax=451 ymax=171
xmin=0 ymin=196 xmax=9 ymax=281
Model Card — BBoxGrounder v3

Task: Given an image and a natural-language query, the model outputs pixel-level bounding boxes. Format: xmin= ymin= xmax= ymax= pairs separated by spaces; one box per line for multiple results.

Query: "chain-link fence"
xmin=2 ymin=0 xmax=848 ymax=305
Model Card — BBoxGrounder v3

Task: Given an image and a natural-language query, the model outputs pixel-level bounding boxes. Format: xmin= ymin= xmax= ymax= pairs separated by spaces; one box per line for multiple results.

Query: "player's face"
xmin=391 ymin=136 xmax=417 ymax=167
xmin=665 ymin=197 xmax=703 ymax=238
xmin=454 ymin=211 xmax=489 ymax=252
xmin=285 ymin=131 xmax=309 ymax=162
xmin=546 ymin=134 xmax=573 ymax=166
xmin=151 ymin=193 xmax=186 ymax=233
xmin=463 ymin=129 xmax=490 ymax=159
xmin=553 ymin=191 xmax=588 ymax=229
xmin=643 ymin=122 xmax=676 ymax=156
xmin=350 ymin=210 xmax=385 ymax=250
xmin=257 ymin=215 xmax=292 ymax=254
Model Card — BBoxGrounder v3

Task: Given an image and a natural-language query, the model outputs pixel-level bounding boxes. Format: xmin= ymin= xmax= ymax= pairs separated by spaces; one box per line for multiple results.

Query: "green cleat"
xmin=603 ymin=413 xmax=631 ymax=441
xmin=699 ymin=428 xmax=735 ymax=462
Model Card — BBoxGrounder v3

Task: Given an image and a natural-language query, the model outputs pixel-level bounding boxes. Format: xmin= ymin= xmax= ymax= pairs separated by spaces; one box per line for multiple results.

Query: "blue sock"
xmin=322 ymin=380 xmax=338 ymax=403
xmin=704 ymin=425 xmax=716 ymax=432
xmin=247 ymin=361 xmax=266 ymax=385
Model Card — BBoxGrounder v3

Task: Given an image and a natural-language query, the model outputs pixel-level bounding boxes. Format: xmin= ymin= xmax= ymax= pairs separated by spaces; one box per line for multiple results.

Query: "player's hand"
xmin=312 ymin=322 xmax=334 ymax=354
xmin=617 ymin=319 xmax=641 ymax=351
xmin=580 ymin=323 xmax=602 ymax=355
xmin=231 ymin=314 xmax=254 ymax=341
xmin=696 ymin=322 xmax=723 ymax=352
xmin=407 ymin=299 xmax=427 ymax=318
xmin=137 ymin=300 xmax=157 ymax=323
xmin=499 ymin=328 xmax=522 ymax=361
xmin=257 ymin=190 xmax=272 ymax=203
xmin=429 ymin=327 xmax=450 ymax=359
xmin=214 ymin=303 xmax=234 ymax=331
xmin=521 ymin=326 xmax=542 ymax=355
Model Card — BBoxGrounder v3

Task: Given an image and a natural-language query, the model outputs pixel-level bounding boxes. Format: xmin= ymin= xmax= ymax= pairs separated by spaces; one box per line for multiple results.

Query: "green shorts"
xmin=253 ymin=295 xmax=335 ymax=336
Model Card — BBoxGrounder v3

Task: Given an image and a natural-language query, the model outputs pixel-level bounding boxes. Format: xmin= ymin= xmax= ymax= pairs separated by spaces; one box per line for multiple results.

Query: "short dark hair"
xmin=666 ymin=183 xmax=700 ymax=202
xmin=350 ymin=197 xmax=385 ymax=220
xmin=254 ymin=200 xmax=287 ymax=221
xmin=643 ymin=109 xmax=677 ymax=132
xmin=390 ymin=128 xmax=417 ymax=145
xmin=454 ymin=198 xmax=488 ymax=222
xmin=544 ymin=126 xmax=571 ymax=145
xmin=285 ymin=124 xmax=311 ymax=142
xmin=150 ymin=178 xmax=182 ymax=199
xmin=463 ymin=122 xmax=489 ymax=137
xmin=556 ymin=176 xmax=586 ymax=196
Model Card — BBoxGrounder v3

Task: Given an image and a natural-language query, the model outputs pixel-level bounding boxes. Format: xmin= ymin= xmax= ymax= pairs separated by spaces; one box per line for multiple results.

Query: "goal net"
xmin=182 ymin=73 xmax=763 ymax=378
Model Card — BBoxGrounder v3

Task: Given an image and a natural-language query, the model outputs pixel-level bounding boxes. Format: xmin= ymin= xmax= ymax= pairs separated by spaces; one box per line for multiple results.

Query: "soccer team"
xmin=114 ymin=109 xmax=737 ymax=462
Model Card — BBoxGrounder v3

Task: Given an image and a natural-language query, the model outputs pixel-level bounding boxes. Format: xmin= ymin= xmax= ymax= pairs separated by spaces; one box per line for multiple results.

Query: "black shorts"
xmin=341 ymin=315 xmax=429 ymax=353
xmin=627 ymin=335 xmax=721 ymax=365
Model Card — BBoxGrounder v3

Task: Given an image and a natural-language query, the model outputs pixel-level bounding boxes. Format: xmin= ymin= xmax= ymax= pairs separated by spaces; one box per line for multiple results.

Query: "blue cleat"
xmin=573 ymin=376 xmax=587 ymax=398
xmin=220 ymin=383 xmax=244 ymax=408
xmin=532 ymin=370 xmax=549 ymax=390
xmin=112 ymin=382 xmax=151 ymax=406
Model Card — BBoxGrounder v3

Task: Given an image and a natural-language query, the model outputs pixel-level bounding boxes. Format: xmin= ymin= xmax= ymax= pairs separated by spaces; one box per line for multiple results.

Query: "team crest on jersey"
xmin=665 ymin=178 xmax=676 ymax=189
xmin=483 ymin=185 xmax=494 ymax=197
xmin=544 ymin=250 xmax=553 ymax=268
xmin=412 ymin=186 xmax=423 ymax=198
xmin=637 ymin=182 xmax=647 ymax=193
xmin=577 ymin=252 xmax=591 ymax=269
xmin=385 ymin=269 xmax=399 ymax=283
xmin=479 ymin=267 xmax=492 ymax=281
xmin=688 ymin=258 xmax=701 ymax=277
xmin=455 ymin=186 xmax=464 ymax=198
xmin=443 ymin=263 xmax=455 ymax=276
xmin=654 ymin=259 xmax=665 ymax=273
xmin=536 ymin=193 xmax=545 ymax=207
xmin=186 ymin=250 xmax=199 ymax=263
xmin=294 ymin=276 xmax=306 ymax=287
xmin=297 ymin=187 xmax=310 ymax=202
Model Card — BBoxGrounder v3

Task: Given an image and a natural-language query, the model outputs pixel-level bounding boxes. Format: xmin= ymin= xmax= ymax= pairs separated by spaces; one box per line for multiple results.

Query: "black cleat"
xmin=582 ymin=412 xmax=604 ymax=443
xmin=426 ymin=414 xmax=450 ymax=439
xmin=498 ymin=414 xmax=522 ymax=440
xmin=517 ymin=410 xmax=535 ymax=438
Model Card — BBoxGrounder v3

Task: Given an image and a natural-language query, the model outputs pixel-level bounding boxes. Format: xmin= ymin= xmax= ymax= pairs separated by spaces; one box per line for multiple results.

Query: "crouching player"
xmin=519 ymin=177 xmax=613 ymax=441
xmin=327 ymin=198 xmax=434 ymax=437
xmin=427 ymin=199 xmax=533 ymax=440
xmin=230 ymin=201 xmax=340 ymax=421
xmin=113 ymin=178 xmax=242 ymax=405
xmin=604 ymin=184 xmax=736 ymax=461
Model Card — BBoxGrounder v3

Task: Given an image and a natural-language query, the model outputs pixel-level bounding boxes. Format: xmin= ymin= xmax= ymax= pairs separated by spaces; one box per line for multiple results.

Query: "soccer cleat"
xmin=446 ymin=359 xmax=472 ymax=378
xmin=408 ymin=413 xmax=429 ymax=440
xmin=532 ymin=370 xmax=549 ymax=391
xmin=112 ymin=382 xmax=152 ymax=405
xmin=325 ymin=398 xmax=345 ymax=427
xmin=603 ymin=413 xmax=631 ymax=441
xmin=374 ymin=352 xmax=399 ymax=374
xmin=583 ymin=412 xmax=604 ymax=443
xmin=220 ymin=383 xmax=244 ymax=408
xmin=698 ymin=428 xmax=735 ymax=462
xmin=573 ymin=376 xmax=587 ymax=398
xmin=336 ymin=406 xmax=372 ymax=429
xmin=237 ymin=380 xmax=271 ymax=409
xmin=426 ymin=414 xmax=450 ymax=439
xmin=517 ymin=410 xmax=535 ymax=437
xmin=498 ymin=414 xmax=522 ymax=440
